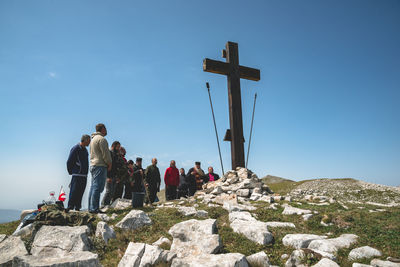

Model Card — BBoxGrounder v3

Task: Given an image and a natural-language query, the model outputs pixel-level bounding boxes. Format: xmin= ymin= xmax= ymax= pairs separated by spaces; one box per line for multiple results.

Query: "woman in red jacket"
xmin=164 ymin=160 xmax=180 ymax=200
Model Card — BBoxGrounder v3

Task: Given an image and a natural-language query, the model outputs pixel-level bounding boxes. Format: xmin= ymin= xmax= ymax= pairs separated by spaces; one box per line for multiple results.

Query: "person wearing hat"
xmin=144 ymin=158 xmax=161 ymax=204
xmin=130 ymin=157 xmax=145 ymax=196
xmin=123 ymin=159 xmax=136 ymax=199
xmin=186 ymin=161 xmax=205 ymax=196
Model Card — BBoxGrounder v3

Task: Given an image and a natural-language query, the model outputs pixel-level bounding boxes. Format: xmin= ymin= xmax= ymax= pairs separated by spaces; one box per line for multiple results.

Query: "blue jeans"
xmin=88 ymin=166 xmax=107 ymax=212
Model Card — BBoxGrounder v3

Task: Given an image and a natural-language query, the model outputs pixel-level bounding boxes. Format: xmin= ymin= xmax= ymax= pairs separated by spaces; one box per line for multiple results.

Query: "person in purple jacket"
xmin=66 ymin=134 xmax=91 ymax=211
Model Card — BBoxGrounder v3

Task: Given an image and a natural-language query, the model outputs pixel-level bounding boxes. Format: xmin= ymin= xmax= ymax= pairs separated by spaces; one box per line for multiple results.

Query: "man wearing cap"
xmin=131 ymin=157 xmax=145 ymax=195
xmin=186 ymin=161 xmax=205 ymax=196
xmin=145 ymin=158 xmax=161 ymax=204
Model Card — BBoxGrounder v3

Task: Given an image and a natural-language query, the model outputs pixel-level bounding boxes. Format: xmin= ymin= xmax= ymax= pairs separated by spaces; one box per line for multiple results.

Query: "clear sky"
xmin=0 ymin=0 xmax=399 ymax=210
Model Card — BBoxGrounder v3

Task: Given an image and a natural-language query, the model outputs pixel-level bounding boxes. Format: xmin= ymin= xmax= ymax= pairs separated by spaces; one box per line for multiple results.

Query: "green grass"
xmin=1 ymin=181 xmax=399 ymax=267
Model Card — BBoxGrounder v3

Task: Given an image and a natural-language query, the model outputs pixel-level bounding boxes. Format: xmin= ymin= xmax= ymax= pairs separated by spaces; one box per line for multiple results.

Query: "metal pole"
xmin=246 ymin=93 xmax=257 ymax=169
xmin=206 ymin=82 xmax=225 ymax=175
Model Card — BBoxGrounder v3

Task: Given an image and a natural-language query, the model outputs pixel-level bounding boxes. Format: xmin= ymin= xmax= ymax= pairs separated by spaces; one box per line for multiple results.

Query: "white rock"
xmin=312 ymin=258 xmax=340 ymax=267
xmin=13 ymin=252 xmax=101 ymax=267
xmin=349 ymin=246 xmax=382 ymax=261
xmin=111 ymin=213 xmax=118 ymax=220
xmin=308 ymin=234 xmax=358 ymax=254
xmin=171 ymin=253 xmax=248 ymax=267
xmin=302 ymin=214 xmax=314 ymax=221
xmin=0 ymin=236 xmax=28 ymax=266
xmin=0 ymin=234 xmax=6 ymax=243
xmin=273 ymin=196 xmax=283 ymax=202
xmin=168 ymin=219 xmax=222 ymax=258
xmin=178 ymin=206 xmax=197 ymax=216
xmin=285 ymin=249 xmax=306 ymax=267
xmin=230 ymin=219 xmax=273 ymax=245
xmin=96 ymin=222 xmax=116 ymax=244
xmin=223 ymin=202 xmax=256 ymax=212
xmin=116 ymin=210 xmax=152 ymax=230
xmin=237 ymin=167 xmax=251 ymax=179
xmin=353 ymin=263 xmax=373 ymax=267
xmin=228 ymin=211 xmax=256 ymax=222
xmin=282 ymin=205 xmax=312 ymax=215
xmin=118 ymin=242 xmax=145 ymax=267
xmin=258 ymin=196 xmax=274 ymax=203
xmin=282 ymin=234 xmax=327 ymax=249
xmin=196 ymin=210 xmax=209 ymax=218
xmin=110 ymin=198 xmax=132 ymax=209
xmin=266 ymin=222 xmax=296 ymax=228
xmin=12 ymin=223 xmax=34 ymax=237
xmin=250 ymin=192 xmax=262 ymax=201
xmin=97 ymin=213 xmax=111 ymax=222
xmin=152 ymin=237 xmax=171 ymax=247
xmin=139 ymin=244 xmax=166 ymax=267
xmin=246 ymin=251 xmax=270 ymax=267
xmin=213 ymin=193 xmax=238 ymax=205
xmin=281 ymin=254 xmax=289 ymax=260
xmin=211 ymin=186 xmax=223 ymax=195
xmin=31 ymin=226 xmax=91 ymax=257
xmin=307 ymin=248 xmax=336 ymax=261
xmin=370 ymin=259 xmax=400 ymax=267
xmin=236 ymin=189 xmax=250 ymax=197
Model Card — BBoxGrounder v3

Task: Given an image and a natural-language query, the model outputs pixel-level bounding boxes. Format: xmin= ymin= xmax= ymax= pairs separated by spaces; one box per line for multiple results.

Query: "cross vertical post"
xmin=203 ymin=41 xmax=260 ymax=170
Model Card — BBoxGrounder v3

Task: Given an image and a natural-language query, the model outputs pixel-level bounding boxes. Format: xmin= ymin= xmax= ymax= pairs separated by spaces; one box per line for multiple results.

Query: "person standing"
xmin=144 ymin=158 xmax=161 ymax=204
xmin=177 ymin=168 xmax=189 ymax=198
xmin=186 ymin=162 xmax=205 ymax=196
xmin=124 ymin=159 xmax=135 ymax=199
xmin=101 ymin=141 xmax=120 ymax=207
xmin=88 ymin=123 xmax=112 ymax=214
xmin=204 ymin=166 xmax=220 ymax=183
xmin=66 ymin=134 xmax=91 ymax=211
xmin=164 ymin=160 xmax=180 ymax=200
xmin=131 ymin=157 xmax=145 ymax=195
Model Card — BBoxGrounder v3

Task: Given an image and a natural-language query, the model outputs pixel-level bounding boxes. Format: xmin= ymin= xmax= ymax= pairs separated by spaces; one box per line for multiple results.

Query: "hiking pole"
xmin=206 ymin=82 xmax=225 ymax=175
xmin=246 ymin=93 xmax=257 ymax=169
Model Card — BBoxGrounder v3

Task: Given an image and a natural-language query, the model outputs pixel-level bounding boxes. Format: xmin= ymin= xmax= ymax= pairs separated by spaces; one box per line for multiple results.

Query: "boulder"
xmin=265 ymin=222 xmax=295 ymax=228
xmin=228 ymin=211 xmax=256 ymax=222
xmin=282 ymin=234 xmax=327 ymax=249
xmin=348 ymin=246 xmax=382 ymax=261
xmin=116 ymin=210 xmax=152 ymax=230
xmin=196 ymin=210 xmax=209 ymax=218
xmin=236 ymin=189 xmax=250 ymax=197
xmin=0 ymin=234 xmax=6 ymax=243
xmin=308 ymin=234 xmax=358 ymax=254
xmin=353 ymin=263 xmax=373 ymax=267
xmin=12 ymin=223 xmax=34 ymax=237
xmin=118 ymin=242 xmax=145 ymax=267
xmin=282 ymin=205 xmax=312 ymax=215
xmin=258 ymin=196 xmax=274 ymax=203
xmin=246 ymin=251 xmax=271 ymax=267
xmin=177 ymin=206 xmax=197 ymax=216
xmin=213 ymin=193 xmax=238 ymax=205
xmin=171 ymin=253 xmax=248 ymax=267
xmin=230 ymin=219 xmax=273 ymax=245
xmin=285 ymin=249 xmax=306 ymax=267
xmin=237 ymin=167 xmax=251 ymax=179
xmin=31 ymin=226 xmax=91 ymax=257
xmin=168 ymin=219 xmax=222 ymax=258
xmin=110 ymin=198 xmax=132 ymax=210
xmin=13 ymin=251 xmax=101 ymax=267
xmin=138 ymin=244 xmax=167 ymax=267
xmin=223 ymin=202 xmax=256 ymax=212
xmin=312 ymin=258 xmax=340 ymax=267
xmin=370 ymin=259 xmax=400 ymax=267
xmin=0 ymin=236 xmax=28 ymax=266
xmin=95 ymin=222 xmax=116 ymax=244
xmin=250 ymin=192 xmax=262 ymax=201
xmin=152 ymin=236 xmax=171 ymax=247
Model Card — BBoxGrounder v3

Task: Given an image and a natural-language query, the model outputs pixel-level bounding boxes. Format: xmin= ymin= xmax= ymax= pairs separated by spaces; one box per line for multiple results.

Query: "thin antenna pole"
xmin=246 ymin=93 xmax=257 ymax=169
xmin=206 ymin=82 xmax=225 ymax=175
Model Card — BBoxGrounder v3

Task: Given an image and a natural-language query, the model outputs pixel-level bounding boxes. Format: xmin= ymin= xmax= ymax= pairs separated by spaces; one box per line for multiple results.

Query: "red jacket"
xmin=164 ymin=166 xmax=180 ymax=186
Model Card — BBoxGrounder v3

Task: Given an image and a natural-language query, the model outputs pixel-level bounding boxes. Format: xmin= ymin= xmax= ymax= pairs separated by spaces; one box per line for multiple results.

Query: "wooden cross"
xmin=203 ymin=41 xmax=260 ymax=170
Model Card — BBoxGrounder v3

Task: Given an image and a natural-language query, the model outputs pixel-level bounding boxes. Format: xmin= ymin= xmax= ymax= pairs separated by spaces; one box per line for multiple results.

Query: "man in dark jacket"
xmin=66 ymin=134 xmax=91 ymax=211
xmin=164 ymin=160 xmax=179 ymax=200
xmin=101 ymin=141 xmax=120 ymax=207
xmin=204 ymin=166 xmax=220 ymax=183
xmin=131 ymin=157 xmax=145 ymax=194
xmin=177 ymin=168 xmax=189 ymax=198
xmin=144 ymin=158 xmax=161 ymax=204
xmin=186 ymin=162 xmax=205 ymax=196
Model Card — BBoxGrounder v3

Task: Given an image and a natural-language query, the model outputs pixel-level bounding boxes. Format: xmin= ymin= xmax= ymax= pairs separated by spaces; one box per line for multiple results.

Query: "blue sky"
xmin=0 ymin=0 xmax=399 ymax=210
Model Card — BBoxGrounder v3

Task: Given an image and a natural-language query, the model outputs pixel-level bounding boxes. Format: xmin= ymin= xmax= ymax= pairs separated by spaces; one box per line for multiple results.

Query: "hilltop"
xmin=0 ymin=169 xmax=399 ymax=267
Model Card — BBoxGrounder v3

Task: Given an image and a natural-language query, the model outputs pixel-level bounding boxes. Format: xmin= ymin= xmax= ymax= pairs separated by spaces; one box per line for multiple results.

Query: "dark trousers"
xmin=67 ymin=175 xmax=87 ymax=210
xmin=165 ymin=185 xmax=177 ymax=200
xmin=146 ymin=185 xmax=158 ymax=204
xmin=123 ymin=182 xmax=133 ymax=199
xmin=113 ymin=180 xmax=124 ymax=200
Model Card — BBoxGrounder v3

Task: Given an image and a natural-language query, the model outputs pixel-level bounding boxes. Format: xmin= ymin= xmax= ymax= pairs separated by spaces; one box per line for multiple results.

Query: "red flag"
xmin=58 ymin=186 xmax=66 ymax=202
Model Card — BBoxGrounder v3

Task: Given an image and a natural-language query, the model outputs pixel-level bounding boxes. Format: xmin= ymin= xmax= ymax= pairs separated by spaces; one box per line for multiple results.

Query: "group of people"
xmin=66 ymin=123 xmax=220 ymax=213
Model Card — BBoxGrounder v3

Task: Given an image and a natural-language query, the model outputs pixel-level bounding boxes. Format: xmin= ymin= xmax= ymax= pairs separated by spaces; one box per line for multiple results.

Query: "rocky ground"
xmin=0 ymin=168 xmax=399 ymax=267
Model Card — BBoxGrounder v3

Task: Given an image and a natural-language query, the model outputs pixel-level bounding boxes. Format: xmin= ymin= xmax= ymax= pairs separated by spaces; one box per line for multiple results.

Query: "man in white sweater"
xmin=88 ymin=123 xmax=112 ymax=213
